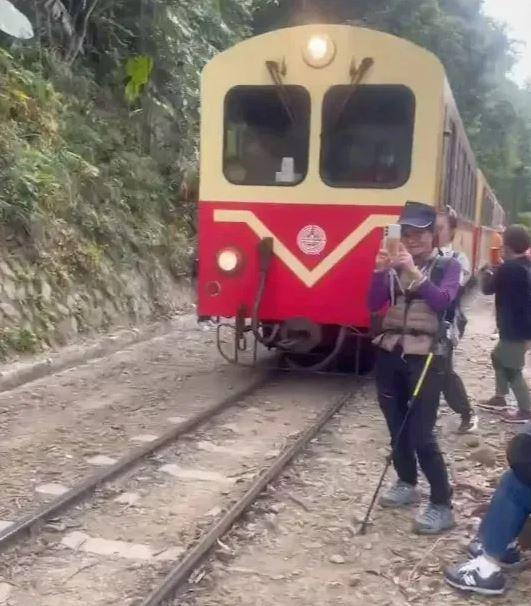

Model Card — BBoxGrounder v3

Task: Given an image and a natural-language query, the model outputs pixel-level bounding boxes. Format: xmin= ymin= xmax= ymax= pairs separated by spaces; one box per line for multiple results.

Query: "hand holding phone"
xmin=385 ymin=224 xmax=401 ymax=258
xmin=395 ymin=243 xmax=416 ymax=273
xmin=375 ymin=248 xmax=391 ymax=271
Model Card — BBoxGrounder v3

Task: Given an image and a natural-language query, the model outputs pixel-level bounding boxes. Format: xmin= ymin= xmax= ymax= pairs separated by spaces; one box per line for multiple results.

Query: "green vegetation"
xmin=0 ymin=1 xmax=263 ymax=355
xmin=0 ymin=0 xmax=528 ymax=273
xmin=0 ymin=0 xmax=261 ymax=270
xmin=0 ymin=326 xmax=38 ymax=358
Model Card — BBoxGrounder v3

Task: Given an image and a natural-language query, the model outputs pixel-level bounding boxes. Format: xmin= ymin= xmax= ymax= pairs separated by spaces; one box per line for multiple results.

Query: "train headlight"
xmin=303 ymin=34 xmax=336 ymax=68
xmin=216 ymin=247 xmax=242 ymax=274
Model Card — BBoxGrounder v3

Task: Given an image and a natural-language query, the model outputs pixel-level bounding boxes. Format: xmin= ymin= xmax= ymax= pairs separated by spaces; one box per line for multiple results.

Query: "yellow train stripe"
xmin=214 ymin=209 xmax=398 ymax=288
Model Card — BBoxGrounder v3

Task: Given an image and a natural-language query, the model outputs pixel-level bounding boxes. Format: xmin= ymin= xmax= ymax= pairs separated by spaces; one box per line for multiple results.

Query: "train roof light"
xmin=303 ymin=34 xmax=336 ymax=68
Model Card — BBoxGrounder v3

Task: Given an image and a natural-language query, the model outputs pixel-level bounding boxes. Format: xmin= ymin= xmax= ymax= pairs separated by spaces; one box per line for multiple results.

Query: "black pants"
xmin=442 ymin=345 xmax=473 ymax=418
xmin=376 ymin=348 xmax=452 ymax=506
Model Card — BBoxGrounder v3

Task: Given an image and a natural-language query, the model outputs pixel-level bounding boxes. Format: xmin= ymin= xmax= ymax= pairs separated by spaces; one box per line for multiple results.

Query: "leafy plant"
xmin=0 ymin=327 xmax=39 ymax=355
xmin=124 ymin=55 xmax=153 ymax=103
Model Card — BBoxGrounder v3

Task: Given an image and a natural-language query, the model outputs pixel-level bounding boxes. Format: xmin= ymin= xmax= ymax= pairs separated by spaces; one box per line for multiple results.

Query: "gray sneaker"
xmin=379 ymin=481 xmax=421 ymax=508
xmin=414 ymin=503 xmax=455 ymax=534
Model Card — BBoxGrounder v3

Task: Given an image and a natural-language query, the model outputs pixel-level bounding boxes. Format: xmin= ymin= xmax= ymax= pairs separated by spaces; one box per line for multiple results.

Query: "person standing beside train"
xmin=436 ymin=208 xmax=478 ymax=434
xmin=367 ymin=201 xmax=461 ymax=534
xmin=480 ymin=225 xmax=531 ymax=423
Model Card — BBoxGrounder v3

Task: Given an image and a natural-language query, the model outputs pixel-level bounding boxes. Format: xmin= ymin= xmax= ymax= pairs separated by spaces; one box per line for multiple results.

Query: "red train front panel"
xmin=198 ymin=201 xmax=400 ymax=328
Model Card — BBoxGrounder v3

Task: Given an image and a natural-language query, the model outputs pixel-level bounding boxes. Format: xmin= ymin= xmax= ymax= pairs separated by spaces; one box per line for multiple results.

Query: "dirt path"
xmin=0 ymin=321 xmax=261 ymax=520
xmin=0 ymin=295 xmax=528 ymax=605
xmin=0 ymin=377 xmax=351 ymax=605
xmin=177 ymin=295 xmax=530 ymax=606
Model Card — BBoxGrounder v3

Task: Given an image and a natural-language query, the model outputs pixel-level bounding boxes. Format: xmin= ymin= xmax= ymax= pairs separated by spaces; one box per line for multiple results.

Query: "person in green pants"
xmin=480 ymin=225 xmax=531 ymax=424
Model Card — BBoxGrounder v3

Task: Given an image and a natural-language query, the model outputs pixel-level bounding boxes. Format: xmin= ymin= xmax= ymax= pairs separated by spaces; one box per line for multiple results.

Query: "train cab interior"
xmin=223 ymin=86 xmax=310 ymax=186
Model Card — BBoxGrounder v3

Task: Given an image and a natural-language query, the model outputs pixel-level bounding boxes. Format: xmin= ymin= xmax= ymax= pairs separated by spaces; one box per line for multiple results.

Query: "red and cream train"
xmin=196 ymin=24 xmax=505 ymax=366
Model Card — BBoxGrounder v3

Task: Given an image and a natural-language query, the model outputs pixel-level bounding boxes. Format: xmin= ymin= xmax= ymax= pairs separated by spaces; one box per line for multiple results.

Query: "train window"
xmin=457 ymin=148 xmax=465 ymax=213
xmin=464 ymin=164 xmax=471 ymax=218
xmin=451 ymin=141 xmax=461 ymax=206
xmin=223 ymin=86 xmax=310 ymax=186
xmin=320 ymin=85 xmax=415 ymax=188
xmin=452 ymin=148 xmax=476 ymax=221
xmin=470 ymin=173 xmax=477 ymax=220
xmin=443 ymin=122 xmax=457 ymax=208
xmin=481 ymin=191 xmax=494 ymax=226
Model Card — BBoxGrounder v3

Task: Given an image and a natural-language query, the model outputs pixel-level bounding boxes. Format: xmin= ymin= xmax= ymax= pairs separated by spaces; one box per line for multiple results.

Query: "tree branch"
xmin=64 ymin=0 xmax=101 ymax=64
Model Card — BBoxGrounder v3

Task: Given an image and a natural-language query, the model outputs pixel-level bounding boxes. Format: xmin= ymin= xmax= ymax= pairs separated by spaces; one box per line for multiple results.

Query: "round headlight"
xmin=216 ymin=247 xmax=242 ymax=274
xmin=303 ymin=34 xmax=336 ymax=68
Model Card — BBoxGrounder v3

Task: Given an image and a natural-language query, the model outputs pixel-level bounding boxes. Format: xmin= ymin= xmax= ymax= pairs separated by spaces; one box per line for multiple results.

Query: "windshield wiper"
xmin=266 ymin=59 xmax=296 ymax=124
xmin=329 ymin=56 xmax=374 ymax=134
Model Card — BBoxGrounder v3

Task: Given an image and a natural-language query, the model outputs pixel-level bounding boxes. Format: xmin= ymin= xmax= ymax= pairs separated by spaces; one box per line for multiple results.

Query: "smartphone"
xmin=385 ymin=224 xmax=401 ymax=256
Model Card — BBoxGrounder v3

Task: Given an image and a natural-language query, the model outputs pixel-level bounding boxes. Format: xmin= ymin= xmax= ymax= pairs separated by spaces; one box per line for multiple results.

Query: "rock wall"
xmin=0 ymin=249 xmax=193 ymax=358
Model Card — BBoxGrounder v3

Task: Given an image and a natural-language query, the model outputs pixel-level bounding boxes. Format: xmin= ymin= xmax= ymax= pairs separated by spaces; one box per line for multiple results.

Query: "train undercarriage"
xmin=201 ymin=237 xmax=377 ymax=374
xmin=213 ymin=315 xmax=376 ymax=374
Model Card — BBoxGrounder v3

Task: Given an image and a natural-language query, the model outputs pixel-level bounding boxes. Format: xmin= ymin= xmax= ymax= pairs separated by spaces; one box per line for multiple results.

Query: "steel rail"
xmin=140 ymin=388 xmax=354 ymax=606
xmin=0 ymin=369 xmax=273 ymax=551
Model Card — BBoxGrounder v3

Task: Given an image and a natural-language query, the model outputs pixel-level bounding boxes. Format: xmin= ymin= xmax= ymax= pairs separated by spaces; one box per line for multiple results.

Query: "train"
xmin=196 ymin=24 xmax=505 ymax=369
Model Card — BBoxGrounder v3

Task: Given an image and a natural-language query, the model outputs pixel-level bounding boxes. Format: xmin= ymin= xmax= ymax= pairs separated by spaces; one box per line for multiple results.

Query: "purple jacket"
xmin=367 ymin=258 xmax=461 ymax=314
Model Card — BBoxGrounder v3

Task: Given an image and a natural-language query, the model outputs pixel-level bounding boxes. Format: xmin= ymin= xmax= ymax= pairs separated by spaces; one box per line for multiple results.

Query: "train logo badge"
xmin=297 ymin=225 xmax=327 ymax=256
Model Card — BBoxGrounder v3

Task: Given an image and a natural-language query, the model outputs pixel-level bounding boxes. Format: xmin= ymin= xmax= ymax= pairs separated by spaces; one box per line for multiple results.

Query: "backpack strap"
xmin=428 ymin=255 xmax=450 ymax=287
xmin=428 ymin=256 xmax=454 ymax=349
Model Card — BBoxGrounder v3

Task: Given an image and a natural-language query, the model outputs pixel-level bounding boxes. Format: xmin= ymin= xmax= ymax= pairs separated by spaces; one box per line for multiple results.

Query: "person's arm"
xmin=367 ymin=249 xmax=393 ymax=312
xmin=480 ymin=265 xmax=498 ymax=295
xmin=367 ymin=270 xmax=391 ymax=312
xmin=457 ymin=252 xmax=472 ymax=287
xmin=395 ymin=247 xmax=460 ymax=313
xmin=414 ymin=259 xmax=461 ymax=312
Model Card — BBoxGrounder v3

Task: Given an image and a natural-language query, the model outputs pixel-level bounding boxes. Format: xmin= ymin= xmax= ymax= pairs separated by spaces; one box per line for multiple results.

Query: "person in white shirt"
xmin=436 ymin=208 xmax=478 ymax=433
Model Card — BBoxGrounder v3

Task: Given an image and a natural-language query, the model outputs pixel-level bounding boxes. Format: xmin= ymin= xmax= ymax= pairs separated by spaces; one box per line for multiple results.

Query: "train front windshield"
xmin=321 ymin=85 xmax=415 ymax=189
xmin=223 ymin=86 xmax=310 ymax=186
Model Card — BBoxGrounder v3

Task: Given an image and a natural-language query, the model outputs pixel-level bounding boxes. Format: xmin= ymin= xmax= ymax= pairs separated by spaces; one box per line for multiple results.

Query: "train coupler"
xmin=215 ymin=305 xmax=258 ymax=366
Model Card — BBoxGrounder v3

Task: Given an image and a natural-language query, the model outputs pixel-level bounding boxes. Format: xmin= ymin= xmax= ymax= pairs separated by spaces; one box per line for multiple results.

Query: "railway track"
xmin=0 ymin=370 xmax=271 ymax=551
xmin=0 ymin=368 xmax=358 ymax=606
xmin=0 ymin=324 xmax=252 ymax=521
xmin=140 ymin=388 xmax=354 ymax=606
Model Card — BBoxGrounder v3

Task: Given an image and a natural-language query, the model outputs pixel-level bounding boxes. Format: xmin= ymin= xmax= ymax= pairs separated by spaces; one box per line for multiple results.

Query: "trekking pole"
xmin=358 ymin=352 xmax=435 ymax=535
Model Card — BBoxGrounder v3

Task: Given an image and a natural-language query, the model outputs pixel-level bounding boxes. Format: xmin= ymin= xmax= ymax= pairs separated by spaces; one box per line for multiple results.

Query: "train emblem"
xmin=297 ymin=225 xmax=327 ymax=256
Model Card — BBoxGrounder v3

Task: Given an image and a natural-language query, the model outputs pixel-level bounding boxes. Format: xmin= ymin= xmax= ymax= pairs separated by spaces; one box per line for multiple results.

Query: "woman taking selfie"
xmin=367 ymin=201 xmax=461 ymax=534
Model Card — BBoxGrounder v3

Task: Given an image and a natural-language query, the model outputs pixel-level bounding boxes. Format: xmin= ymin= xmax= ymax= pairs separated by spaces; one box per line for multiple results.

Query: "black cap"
xmin=398 ymin=201 xmax=436 ymax=230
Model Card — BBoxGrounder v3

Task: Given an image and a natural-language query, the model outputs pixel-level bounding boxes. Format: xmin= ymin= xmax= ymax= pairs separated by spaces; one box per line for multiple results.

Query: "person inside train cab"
xmin=368 ymin=201 xmax=461 ymax=534
xmin=480 ymin=225 xmax=531 ymax=423
xmin=436 ymin=208 xmax=478 ymax=434
xmin=373 ymin=141 xmax=398 ymax=184
xmin=225 ymin=128 xmax=285 ymax=185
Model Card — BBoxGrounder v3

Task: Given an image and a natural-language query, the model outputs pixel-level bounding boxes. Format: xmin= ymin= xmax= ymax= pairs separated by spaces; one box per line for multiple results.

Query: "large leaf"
xmin=124 ymin=55 xmax=154 ymax=103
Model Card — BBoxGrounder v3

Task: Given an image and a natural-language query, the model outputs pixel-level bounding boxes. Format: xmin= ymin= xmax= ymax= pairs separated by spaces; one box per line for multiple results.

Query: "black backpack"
xmin=435 ymin=252 xmax=468 ymax=338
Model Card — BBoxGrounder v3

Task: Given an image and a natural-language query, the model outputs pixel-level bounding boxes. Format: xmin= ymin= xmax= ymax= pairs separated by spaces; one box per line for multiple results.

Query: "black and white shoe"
xmin=444 ymin=557 xmax=506 ymax=596
xmin=468 ymin=538 xmax=522 ymax=569
xmin=457 ymin=413 xmax=478 ymax=434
